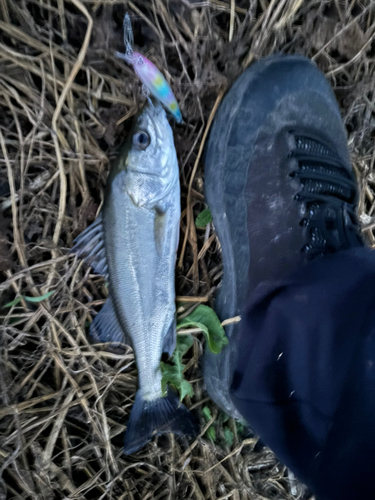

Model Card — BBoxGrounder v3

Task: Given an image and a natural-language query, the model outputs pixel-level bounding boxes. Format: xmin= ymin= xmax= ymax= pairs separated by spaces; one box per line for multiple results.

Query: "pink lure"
xmin=117 ymin=51 xmax=182 ymax=124
xmin=116 ymin=14 xmax=182 ymax=123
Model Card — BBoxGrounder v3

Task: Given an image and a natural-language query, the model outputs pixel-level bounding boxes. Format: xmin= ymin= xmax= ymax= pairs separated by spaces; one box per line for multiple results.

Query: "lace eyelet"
xmin=291 ymin=133 xmax=361 ymax=256
xmin=301 ymin=244 xmax=312 ymax=253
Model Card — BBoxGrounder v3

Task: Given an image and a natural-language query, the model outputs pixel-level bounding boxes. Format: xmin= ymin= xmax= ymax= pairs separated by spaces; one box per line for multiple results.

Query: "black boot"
xmin=203 ymin=55 xmax=363 ymax=418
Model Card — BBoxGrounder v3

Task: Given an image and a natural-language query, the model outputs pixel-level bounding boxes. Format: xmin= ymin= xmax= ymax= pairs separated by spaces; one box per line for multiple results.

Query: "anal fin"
xmin=70 ymin=214 xmax=108 ymax=278
xmin=89 ymin=296 xmax=132 ymax=347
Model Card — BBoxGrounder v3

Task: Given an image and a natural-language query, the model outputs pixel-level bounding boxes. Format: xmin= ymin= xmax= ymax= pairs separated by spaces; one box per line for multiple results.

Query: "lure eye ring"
xmin=133 ymin=131 xmax=150 ymax=150
xmin=137 ymin=56 xmax=144 ymax=66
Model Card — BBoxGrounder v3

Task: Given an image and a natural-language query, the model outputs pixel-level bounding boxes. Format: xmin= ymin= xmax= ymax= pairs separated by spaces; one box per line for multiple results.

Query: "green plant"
xmin=195 ymin=208 xmax=212 ymax=228
xmin=160 ymin=305 xmax=228 ymax=401
xmin=2 ymin=290 xmax=55 ymax=308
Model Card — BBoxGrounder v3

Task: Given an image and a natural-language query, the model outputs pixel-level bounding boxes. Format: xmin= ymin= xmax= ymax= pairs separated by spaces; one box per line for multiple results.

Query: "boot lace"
xmin=289 ymin=134 xmax=362 ymax=258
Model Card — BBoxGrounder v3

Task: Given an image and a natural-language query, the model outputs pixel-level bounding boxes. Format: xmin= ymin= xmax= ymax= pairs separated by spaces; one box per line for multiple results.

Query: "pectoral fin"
xmin=154 ymin=211 xmax=166 ymax=259
xmin=90 ymin=296 xmax=132 ymax=347
xmin=70 ymin=215 xmax=108 ymax=278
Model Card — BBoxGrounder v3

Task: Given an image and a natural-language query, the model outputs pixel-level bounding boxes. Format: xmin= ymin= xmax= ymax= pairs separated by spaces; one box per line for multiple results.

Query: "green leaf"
xmin=180 ymin=379 xmax=194 ymax=400
xmin=202 ymin=406 xmax=216 ymax=443
xmin=177 ymin=305 xmax=228 ymax=354
xmin=3 ymin=297 xmax=22 ymax=308
xmin=236 ymin=420 xmax=247 ymax=437
xmin=202 ymin=406 xmax=212 ymax=422
xmin=24 ymin=291 xmax=55 ymax=303
xmin=3 ymin=291 xmax=56 ymax=308
xmin=195 ymin=208 xmax=212 ymax=228
xmin=224 ymin=428 xmax=234 ymax=447
xmin=160 ymin=334 xmax=194 ymax=401
xmin=222 ymin=412 xmax=230 ymax=423
xmin=207 ymin=426 xmax=216 ymax=442
xmin=176 ymin=334 xmax=194 ymax=357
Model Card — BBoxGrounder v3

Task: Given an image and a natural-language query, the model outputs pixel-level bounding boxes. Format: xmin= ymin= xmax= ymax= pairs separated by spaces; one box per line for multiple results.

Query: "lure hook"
xmin=142 ymin=84 xmax=154 ymax=109
xmin=123 ymin=12 xmax=133 ymax=57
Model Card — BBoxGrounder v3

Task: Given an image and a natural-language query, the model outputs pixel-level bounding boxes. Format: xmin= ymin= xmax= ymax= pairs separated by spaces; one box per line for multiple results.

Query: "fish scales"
xmin=71 ymin=101 xmax=198 ymax=454
xmin=104 ymin=171 xmax=178 ymax=396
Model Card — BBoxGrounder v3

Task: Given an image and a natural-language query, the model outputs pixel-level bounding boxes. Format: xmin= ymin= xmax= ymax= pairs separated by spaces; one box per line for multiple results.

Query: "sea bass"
xmin=71 ymin=101 xmax=197 ymax=454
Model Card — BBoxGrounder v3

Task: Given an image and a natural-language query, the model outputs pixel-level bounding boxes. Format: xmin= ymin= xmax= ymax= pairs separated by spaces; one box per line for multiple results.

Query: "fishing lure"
xmin=115 ymin=13 xmax=183 ymax=124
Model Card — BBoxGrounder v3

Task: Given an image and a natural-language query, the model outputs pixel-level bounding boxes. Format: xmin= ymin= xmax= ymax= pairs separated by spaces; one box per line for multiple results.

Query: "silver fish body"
xmin=71 ymin=101 xmax=197 ymax=454
xmin=104 ymin=102 xmax=180 ymax=399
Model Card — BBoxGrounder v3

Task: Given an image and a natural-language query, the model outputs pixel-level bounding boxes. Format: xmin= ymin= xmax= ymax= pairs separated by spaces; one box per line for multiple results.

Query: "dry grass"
xmin=1 ymin=0 xmax=375 ymax=498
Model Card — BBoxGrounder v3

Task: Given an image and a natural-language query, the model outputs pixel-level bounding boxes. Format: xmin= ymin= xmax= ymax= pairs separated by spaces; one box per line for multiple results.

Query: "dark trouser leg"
xmin=230 ymin=247 xmax=375 ymax=500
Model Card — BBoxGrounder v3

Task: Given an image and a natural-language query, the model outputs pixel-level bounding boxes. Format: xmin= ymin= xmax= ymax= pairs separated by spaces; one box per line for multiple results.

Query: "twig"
xmin=229 ymin=0 xmax=235 ymax=42
xmin=178 ymin=88 xmax=226 ymax=270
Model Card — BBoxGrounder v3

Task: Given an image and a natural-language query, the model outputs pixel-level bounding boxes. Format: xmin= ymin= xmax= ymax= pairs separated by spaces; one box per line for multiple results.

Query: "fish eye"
xmin=137 ymin=56 xmax=144 ymax=65
xmin=133 ymin=131 xmax=150 ymax=150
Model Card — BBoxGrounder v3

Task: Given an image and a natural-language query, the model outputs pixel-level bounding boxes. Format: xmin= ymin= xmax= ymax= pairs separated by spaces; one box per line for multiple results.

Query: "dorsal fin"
xmin=70 ymin=215 xmax=108 ymax=278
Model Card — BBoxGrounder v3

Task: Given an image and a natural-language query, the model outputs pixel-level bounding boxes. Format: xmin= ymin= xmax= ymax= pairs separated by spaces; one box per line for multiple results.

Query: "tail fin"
xmin=123 ymin=388 xmax=199 ymax=455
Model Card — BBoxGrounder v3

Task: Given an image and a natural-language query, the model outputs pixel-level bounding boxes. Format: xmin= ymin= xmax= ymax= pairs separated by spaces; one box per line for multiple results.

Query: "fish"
xmin=71 ymin=100 xmax=198 ymax=454
xmin=115 ymin=13 xmax=183 ymax=124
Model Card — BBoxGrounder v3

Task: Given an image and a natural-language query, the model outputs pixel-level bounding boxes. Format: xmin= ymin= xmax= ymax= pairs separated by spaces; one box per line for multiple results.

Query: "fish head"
xmin=115 ymin=100 xmax=179 ymax=208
